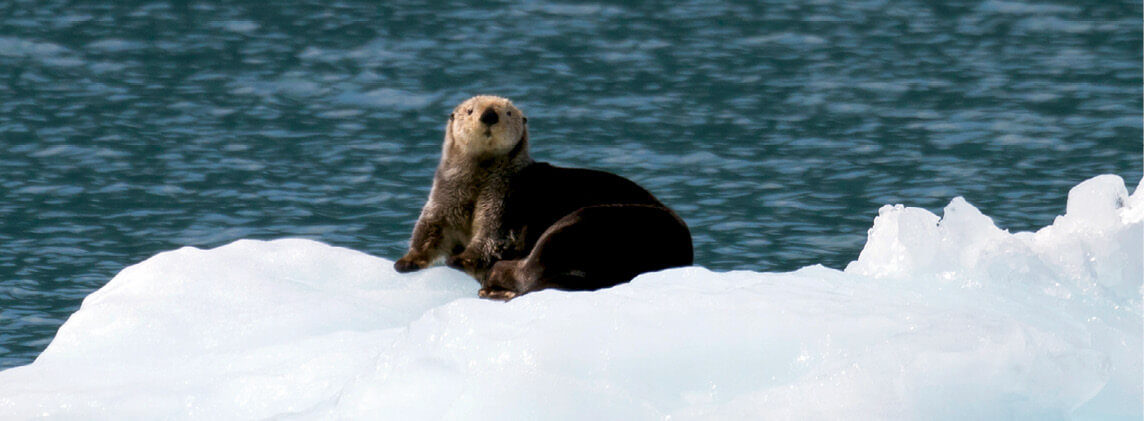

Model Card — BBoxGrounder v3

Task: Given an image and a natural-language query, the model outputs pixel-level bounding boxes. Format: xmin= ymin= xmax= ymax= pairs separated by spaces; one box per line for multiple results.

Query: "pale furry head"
xmin=445 ymin=95 xmax=528 ymax=159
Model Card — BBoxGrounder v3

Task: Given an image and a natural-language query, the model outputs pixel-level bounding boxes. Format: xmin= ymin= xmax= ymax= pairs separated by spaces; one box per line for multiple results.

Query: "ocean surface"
xmin=0 ymin=0 xmax=1140 ymax=370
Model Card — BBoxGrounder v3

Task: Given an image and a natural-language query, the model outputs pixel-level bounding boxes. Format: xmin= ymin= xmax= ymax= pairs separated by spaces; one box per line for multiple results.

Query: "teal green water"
xmin=1 ymin=1 xmax=1140 ymax=369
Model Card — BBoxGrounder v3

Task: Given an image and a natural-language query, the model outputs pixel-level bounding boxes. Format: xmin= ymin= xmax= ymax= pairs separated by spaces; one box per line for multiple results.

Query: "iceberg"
xmin=0 ymin=175 xmax=1140 ymax=420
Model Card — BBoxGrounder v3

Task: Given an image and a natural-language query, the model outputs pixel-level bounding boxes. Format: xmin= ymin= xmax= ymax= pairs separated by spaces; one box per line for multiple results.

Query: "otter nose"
xmin=479 ymin=107 xmax=499 ymax=126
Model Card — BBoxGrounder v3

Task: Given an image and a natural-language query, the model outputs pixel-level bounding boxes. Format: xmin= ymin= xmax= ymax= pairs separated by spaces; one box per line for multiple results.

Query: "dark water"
xmin=1 ymin=0 xmax=1140 ymax=369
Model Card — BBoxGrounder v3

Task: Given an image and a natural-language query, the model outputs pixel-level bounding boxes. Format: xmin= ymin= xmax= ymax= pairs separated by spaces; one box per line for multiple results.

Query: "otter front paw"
xmin=478 ymin=288 xmax=518 ymax=301
xmin=394 ymin=256 xmax=426 ymax=273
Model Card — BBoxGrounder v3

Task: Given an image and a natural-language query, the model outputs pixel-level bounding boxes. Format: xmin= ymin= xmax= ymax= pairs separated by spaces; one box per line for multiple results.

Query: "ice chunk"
xmin=0 ymin=176 xmax=1140 ymax=419
xmin=846 ymin=175 xmax=1141 ymax=300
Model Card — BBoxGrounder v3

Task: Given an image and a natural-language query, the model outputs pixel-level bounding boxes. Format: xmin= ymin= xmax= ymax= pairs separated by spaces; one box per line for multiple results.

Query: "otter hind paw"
xmin=478 ymin=288 xmax=518 ymax=301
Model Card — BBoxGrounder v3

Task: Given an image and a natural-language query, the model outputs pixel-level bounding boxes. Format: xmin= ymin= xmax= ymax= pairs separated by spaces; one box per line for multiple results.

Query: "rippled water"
xmin=1 ymin=0 xmax=1140 ymax=369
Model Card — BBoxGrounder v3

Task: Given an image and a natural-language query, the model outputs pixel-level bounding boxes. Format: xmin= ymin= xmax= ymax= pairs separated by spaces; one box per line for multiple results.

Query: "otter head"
xmin=445 ymin=95 xmax=529 ymax=161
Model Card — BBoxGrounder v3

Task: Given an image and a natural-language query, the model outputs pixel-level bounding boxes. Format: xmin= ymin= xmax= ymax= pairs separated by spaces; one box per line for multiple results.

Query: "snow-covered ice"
xmin=1 ymin=175 xmax=1140 ymax=420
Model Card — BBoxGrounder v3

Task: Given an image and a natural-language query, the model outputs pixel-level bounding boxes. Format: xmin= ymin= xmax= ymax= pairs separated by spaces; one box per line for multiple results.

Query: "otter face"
xmin=447 ymin=95 xmax=527 ymax=158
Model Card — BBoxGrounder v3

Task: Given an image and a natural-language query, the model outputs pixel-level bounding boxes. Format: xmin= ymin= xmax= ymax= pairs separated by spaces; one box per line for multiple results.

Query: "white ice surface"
xmin=1 ymin=174 xmax=1140 ymax=420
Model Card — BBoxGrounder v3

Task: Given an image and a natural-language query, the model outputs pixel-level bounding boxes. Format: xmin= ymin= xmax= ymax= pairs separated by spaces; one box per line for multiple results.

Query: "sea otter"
xmin=395 ymin=95 xmax=692 ymax=300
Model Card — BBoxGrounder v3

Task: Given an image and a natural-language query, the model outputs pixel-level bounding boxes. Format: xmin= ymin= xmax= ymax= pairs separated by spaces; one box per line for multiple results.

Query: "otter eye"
xmin=507 ymin=111 xmax=512 ymax=116
xmin=467 ymin=108 xmax=473 ymax=115
xmin=449 ymin=113 xmax=454 ymax=121
xmin=523 ymin=117 xmax=527 ymax=124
